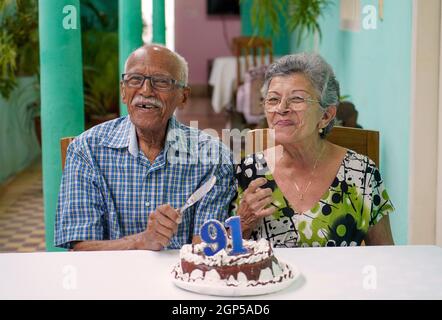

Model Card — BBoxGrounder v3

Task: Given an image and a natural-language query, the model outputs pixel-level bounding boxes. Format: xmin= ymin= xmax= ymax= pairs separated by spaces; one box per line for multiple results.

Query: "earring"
xmin=319 ymin=128 xmax=324 ymax=134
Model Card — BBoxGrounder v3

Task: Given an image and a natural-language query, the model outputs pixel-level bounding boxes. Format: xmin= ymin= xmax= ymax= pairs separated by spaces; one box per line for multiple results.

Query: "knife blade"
xmin=177 ymin=176 xmax=217 ymax=223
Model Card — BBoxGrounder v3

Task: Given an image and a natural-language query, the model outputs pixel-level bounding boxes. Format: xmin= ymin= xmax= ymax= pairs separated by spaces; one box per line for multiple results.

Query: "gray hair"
xmin=124 ymin=44 xmax=189 ymax=86
xmin=261 ymin=52 xmax=340 ymax=137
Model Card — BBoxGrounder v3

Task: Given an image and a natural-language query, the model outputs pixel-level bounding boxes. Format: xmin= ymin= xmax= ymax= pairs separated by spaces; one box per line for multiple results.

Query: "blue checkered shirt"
xmin=55 ymin=116 xmax=236 ymax=249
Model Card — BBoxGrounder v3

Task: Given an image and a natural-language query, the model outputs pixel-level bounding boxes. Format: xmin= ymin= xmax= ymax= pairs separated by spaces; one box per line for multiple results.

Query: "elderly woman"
xmin=233 ymin=53 xmax=394 ymax=247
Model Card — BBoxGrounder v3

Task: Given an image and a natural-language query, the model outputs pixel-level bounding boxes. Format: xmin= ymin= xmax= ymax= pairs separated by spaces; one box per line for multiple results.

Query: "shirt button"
xmin=145 ymin=201 xmax=150 ymax=207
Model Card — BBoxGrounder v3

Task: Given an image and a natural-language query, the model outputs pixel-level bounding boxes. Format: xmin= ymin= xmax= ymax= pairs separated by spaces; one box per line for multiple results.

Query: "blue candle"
xmin=225 ymin=216 xmax=247 ymax=255
xmin=200 ymin=219 xmax=227 ymax=256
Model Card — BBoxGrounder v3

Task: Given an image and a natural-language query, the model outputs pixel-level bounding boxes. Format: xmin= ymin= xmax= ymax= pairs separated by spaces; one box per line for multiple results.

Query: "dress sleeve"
xmin=367 ymin=159 xmax=395 ymax=226
xmin=230 ymin=153 xmax=267 ymax=216
xmin=229 ymin=161 xmax=247 ymax=217
xmin=55 ymin=142 xmax=106 ymax=249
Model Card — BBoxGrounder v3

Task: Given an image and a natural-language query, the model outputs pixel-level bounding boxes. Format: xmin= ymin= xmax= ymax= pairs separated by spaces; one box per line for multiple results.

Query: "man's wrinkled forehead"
xmin=131 ymin=47 xmax=150 ymax=61
xmin=125 ymin=46 xmax=179 ymax=74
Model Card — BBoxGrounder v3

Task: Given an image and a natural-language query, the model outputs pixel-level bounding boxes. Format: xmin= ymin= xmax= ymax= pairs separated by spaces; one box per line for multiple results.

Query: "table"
xmin=209 ymin=56 xmax=239 ymax=113
xmin=1 ymin=246 xmax=441 ymax=299
xmin=209 ymin=56 xmax=274 ymax=113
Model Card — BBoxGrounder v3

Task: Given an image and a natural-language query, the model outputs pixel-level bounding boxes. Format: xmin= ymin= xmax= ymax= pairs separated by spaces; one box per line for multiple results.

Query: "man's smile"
xmin=132 ymin=95 xmax=163 ymax=110
xmin=136 ymin=104 xmax=160 ymax=109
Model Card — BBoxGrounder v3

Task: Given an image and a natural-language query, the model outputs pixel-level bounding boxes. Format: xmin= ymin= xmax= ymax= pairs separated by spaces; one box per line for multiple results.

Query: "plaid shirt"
xmin=55 ymin=116 xmax=236 ymax=249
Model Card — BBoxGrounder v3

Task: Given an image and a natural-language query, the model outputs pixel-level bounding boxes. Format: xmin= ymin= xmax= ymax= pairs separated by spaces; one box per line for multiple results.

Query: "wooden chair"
xmin=60 ymin=137 xmax=75 ymax=170
xmin=245 ymin=126 xmax=380 ymax=166
xmin=327 ymin=126 xmax=379 ymax=166
xmin=230 ymin=36 xmax=272 ymax=130
xmin=232 ymin=36 xmax=273 ymax=89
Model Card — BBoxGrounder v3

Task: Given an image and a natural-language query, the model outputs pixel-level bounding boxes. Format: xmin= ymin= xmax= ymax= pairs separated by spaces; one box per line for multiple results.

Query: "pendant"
xmin=299 ymin=194 xmax=304 ymax=200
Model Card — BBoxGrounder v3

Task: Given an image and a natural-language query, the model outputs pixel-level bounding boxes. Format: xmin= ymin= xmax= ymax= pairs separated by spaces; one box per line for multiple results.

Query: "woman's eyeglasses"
xmin=263 ymin=95 xmax=321 ymax=112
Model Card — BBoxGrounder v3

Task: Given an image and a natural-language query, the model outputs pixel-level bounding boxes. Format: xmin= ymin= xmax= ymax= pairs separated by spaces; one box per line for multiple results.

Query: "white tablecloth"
xmin=1 ymin=245 xmax=442 ymax=299
xmin=209 ymin=56 xmax=274 ymax=113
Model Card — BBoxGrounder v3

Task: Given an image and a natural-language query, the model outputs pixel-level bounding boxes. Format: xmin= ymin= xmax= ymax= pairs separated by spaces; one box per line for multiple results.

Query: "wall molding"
xmin=437 ymin=2 xmax=442 ymax=246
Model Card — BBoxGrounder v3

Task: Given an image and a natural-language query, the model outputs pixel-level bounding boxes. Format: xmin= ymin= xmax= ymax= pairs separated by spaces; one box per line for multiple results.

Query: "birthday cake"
xmin=172 ymin=238 xmax=294 ymax=288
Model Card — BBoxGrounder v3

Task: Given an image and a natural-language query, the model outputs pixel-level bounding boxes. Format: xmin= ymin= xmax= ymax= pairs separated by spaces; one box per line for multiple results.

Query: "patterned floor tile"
xmin=0 ymin=160 xmax=45 ymax=252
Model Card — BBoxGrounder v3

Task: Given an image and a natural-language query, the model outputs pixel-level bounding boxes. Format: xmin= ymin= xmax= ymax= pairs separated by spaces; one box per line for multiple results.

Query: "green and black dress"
xmin=232 ymin=150 xmax=394 ymax=247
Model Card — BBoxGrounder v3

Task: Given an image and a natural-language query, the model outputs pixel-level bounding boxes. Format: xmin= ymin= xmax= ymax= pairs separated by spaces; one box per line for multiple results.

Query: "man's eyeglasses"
xmin=263 ymin=95 xmax=321 ymax=112
xmin=122 ymin=73 xmax=186 ymax=91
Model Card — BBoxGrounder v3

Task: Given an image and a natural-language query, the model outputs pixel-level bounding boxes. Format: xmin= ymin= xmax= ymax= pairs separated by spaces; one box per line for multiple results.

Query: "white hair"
xmin=261 ymin=52 xmax=340 ymax=137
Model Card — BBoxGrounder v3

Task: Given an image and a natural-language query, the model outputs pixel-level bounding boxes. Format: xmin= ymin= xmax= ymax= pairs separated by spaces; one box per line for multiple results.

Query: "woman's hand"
xmin=238 ymin=177 xmax=277 ymax=238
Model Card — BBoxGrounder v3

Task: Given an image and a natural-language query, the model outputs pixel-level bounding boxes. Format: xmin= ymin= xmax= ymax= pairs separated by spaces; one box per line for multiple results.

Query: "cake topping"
xmin=172 ymin=218 xmax=295 ymax=289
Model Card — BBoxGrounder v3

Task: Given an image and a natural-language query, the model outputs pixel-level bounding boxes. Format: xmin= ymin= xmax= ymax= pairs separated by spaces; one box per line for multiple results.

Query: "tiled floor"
xmin=0 ymin=160 xmax=45 ymax=252
xmin=0 ymin=95 xmax=229 ymax=253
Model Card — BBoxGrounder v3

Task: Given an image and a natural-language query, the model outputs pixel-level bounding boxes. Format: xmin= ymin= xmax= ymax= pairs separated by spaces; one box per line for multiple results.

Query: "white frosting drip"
xmin=272 ymin=261 xmax=282 ymax=277
xmin=258 ymin=267 xmax=273 ymax=282
xmin=226 ymin=275 xmax=238 ymax=287
xmin=190 ymin=269 xmax=203 ymax=280
xmin=237 ymin=272 xmax=248 ymax=286
xmin=204 ymin=269 xmax=221 ymax=282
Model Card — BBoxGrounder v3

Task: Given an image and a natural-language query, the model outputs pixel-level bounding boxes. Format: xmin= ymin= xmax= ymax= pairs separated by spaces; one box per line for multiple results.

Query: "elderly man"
xmin=55 ymin=44 xmax=236 ymax=251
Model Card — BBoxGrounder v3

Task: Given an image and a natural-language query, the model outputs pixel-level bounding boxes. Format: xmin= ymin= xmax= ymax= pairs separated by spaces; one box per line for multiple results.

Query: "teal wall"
xmin=0 ymin=77 xmax=40 ymax=184
xmin=316 ymin=0 xmax=412 ymax=244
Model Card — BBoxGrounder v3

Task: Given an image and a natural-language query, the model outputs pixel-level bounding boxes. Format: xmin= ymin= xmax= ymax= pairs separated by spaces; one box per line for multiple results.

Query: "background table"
xmin=209 ymin=56 xmax=239 ymax=113
xmin=209 ymin=56 xmax=274 ymax=113
xmin=1 ymin=246 xmax=441 ymax=299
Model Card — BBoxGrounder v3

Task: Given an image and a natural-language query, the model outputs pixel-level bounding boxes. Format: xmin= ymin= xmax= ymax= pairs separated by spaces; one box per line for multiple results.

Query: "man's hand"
xmin=71 ymin=204 xmax=180 ymax=251
xmin=238 ymin=178 xmax=276 ymax=238
xmin=139 ymin=204 xmax=180 ymax=251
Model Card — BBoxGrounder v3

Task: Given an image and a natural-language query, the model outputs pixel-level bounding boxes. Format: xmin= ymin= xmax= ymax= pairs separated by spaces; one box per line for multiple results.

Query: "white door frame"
xmin=409 ymin=0 xmax=441 ymax=245
xmin=437 ymin=1 xmax=442 ymax=246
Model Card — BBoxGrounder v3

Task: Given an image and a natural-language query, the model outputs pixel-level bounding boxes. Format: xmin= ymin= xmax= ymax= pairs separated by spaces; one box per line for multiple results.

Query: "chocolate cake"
xmin=172 ymin=238 xmax=294 ymax=287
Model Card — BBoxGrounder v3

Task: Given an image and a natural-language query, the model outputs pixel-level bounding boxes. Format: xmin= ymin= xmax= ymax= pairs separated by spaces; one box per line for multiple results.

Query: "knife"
xmin=177 ymin=176 xmax=217 ymax=223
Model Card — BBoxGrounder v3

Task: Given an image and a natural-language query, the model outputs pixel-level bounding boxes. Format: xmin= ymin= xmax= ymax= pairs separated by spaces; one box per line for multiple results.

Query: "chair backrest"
xmin=232 ymin=36 xmax=273 ymax=89
xmin=245 ymin=126 xmax=380 ymax=166
xmin=327 ymin=126 xmax=379 ymax=166
xmin=235 ymin=65 xmax=268 ymax=125
xmin=60 ymin=137 xmax=75 ymax=170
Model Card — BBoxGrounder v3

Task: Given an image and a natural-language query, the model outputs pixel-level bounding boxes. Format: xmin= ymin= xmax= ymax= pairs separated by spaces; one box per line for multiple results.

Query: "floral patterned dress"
xmin=232 ymin=150 xmax=394 ymax=247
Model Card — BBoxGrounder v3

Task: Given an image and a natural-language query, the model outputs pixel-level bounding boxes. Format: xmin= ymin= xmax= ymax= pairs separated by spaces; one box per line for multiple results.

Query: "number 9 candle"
xmin=200 ymin=216 xmax=247 ymax=256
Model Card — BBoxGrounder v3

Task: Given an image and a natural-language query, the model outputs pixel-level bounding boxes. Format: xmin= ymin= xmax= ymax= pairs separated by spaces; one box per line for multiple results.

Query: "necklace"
xmin=293 ymin=143 xmax=326 ymax=201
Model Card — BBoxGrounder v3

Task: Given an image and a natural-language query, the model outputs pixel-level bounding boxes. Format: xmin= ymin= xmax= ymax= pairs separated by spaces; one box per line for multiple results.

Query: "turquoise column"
xmin=118 ymin=0 xmax=143 ymax=116
xmin=153 ymin=0 xmax=166 ymax=44
xmin=39 ymin=0 xmax=85 ymax=251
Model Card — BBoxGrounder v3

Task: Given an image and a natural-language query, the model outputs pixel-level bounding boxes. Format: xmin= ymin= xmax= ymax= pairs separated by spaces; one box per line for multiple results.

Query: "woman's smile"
xmin=273 ymin=119 xmax=295 ymax=127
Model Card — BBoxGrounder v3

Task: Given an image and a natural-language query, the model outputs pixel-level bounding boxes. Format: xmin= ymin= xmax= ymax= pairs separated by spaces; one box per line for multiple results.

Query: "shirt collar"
xmin=128 ymin=122 xmax=138 ymax=157
xmin=104 ymin=115 xmax=188 ymax=158
xmin=103 ymin=116 xmax=132 ymax=150
xmin=164 ymin=115 xmax=188 ymax=156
